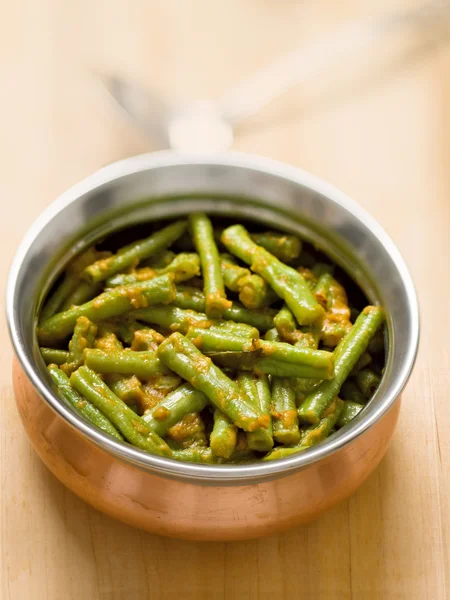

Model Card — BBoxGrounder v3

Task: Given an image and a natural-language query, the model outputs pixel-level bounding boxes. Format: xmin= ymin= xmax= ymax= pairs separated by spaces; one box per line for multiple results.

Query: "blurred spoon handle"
xmin=219 ymin=1 xmax=449 ymax=124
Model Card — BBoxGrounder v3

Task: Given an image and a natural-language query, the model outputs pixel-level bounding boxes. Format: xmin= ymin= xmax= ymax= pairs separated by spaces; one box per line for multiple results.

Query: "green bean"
xmin=170 ymin=446 xmax=257 ymax=464
xmin=237 ymin=372 xmax=273 ymax=452
xmin=271 ymin=377 xmax=301 ymax=445
xmin=142 ymin=383 xmax=209 ymax=437
xmin=94 ymin=328 xmax=147 ymax=407
xmin=298 ymin=306 xmax=384 ymax=424
xmin=264 ymin=398 xmax=344 ymax=460
xmin=296 ymin=331 xmax=320 ymax=350
xmin=210 ymin=409 xmax=238 ymax=458
xmin=264 ymin=327 xmax=280 ymax=341
xmin=170 ymin=447 xmax=219 ymax=464
xmin=220 ymin=253 xmax=250 ymax=291
xmin=260 ymin=340 xmax=333 ymax=372
xmin=37 ymin=273 xmax=176 ymax=345
xmin=297 ymin=267 xmax=317 ymax=290
xmin=321 ymin=322 xmax=352 ymax=348
xmin=186 ymin=326 xmax=258 ymax=353
xmin=351 ymin=352 xmax=372 ymax=374
xmin=70 ymin=366 xmax=172 ymax=456
xmin=316 ymin=274 xmax=352 ymax=347
xmin=300 ymin=398 xmax=344 ymax=446
xmin=255 ymin=373 xmax=272 ymax=425
xmin=84 ymin=348 xmax=170 ymax=379
xmin=94 ymin=326 xmax=123 ymax=351
xmin=185 ymin=325 xmax=333 ymax=372
xmin=204 ymin=350 xmax=332 ymax=379
xmin=222 ymin=225 xmax=323 ymax=325
xmin=263 ymin=445 xmax=301 ymax=461
xmin=262 ymin=445 xmax=303 ymax=461
xmin=198 ymin=351 xmax=255 ymax=370
xmin=292 ymin=378 xmax=321 ymax=396
xmin=273 ymin=305 xmax=302 ymax=343
xmin=209 ymin=321 xmax=260 ymax=338
xmin=130 ymin=328 xmax=165 ymax=351
xmin=294 ymin=328 xmax=320 ymax=350
xmin=106 ymin=267 xmax=157 ymax=287
xmin=106 ymin=374 xmax=145 ymax=406
xmin=314 ymin=273 xmax=333 ymax=308
xmin=336 ymin=401 xmax=364 ymax=428
xmin=251 ymin=231 xmax=302 ymax=263
xmin=169 ymin=285 xmax=207 ymax=310
xmin=40 ymin=347 xmax=69 ymax=366
xmin=187 ymin=322 xmax=258 ymax=342
xmin=41 ymin=277 xmax=79 ymax=322
xmin=237 ymin=274 xmax=278 ymax=309
xmin=143 ymin=250 xmax=176 ymax=269
xmin=354 ymin=369 xmax=381 ymax=399
xmin=227 ymin=354 xmax=331 ymax=378
xmin=82 ymin=220 xmax=188 ymax=284
xmin=141 ymin=374 xmax=182 ymax=412
xmin=40 ymin=247 xmax=103 ymax=321
xmin=167 ymin=412 xmax=207 ymax=448
xmin=253 ymin=357 xmax=330 ymax=379
xmin=106 ymin=253 xmax=200 ymax=287
xmin=110 ymin=318 xmax=146 ymax=346
xmin=62 ymin=281 xmax=103 ymax=310
xmin=273 ymin=305 xmax=319 ymax=348
xmin=339 ymin=381 xmax=366 ymax=405
xmin=134 ymin=305 xmax=215 ymax=335
xmin=157 ymin=333 xmax=269 ymax=432
xmin=47 ymin=365 xmax=123 ymax=440
xmin=189 ymin=213 xmax=231 ymax=318
xmin=61 ymin=316 xmax=97 ymax=375
xmin=155 ymin=252 xmax=200 ymax=282
xmin=135 ymin=296 xmax=275 ymax=336
xmin=172 ymin=285 xmax=277 ymax=331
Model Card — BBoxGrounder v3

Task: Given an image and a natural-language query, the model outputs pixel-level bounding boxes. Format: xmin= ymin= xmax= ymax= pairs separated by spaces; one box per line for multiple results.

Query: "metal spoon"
xmin=100 ymin=1 xmax=450 ymax=152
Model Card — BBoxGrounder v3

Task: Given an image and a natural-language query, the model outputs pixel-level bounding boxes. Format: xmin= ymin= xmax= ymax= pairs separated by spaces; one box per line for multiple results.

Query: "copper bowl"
xmin=6 ymin=151 xmax=419 ymax=541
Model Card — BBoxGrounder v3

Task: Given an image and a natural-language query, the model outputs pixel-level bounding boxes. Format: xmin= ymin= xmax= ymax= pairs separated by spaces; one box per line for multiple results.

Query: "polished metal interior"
xmin=6 ymin=151 xmax=419 ymax=484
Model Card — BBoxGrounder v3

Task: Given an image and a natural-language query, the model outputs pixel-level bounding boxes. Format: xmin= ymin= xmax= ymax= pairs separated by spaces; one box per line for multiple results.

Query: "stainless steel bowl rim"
xmin=6 ymin=150 xmax=420 ymax=484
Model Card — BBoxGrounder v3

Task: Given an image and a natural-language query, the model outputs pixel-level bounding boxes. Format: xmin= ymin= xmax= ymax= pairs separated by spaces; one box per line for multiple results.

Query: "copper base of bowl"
xmin=13 ymin=358 xmax=400 ymax=541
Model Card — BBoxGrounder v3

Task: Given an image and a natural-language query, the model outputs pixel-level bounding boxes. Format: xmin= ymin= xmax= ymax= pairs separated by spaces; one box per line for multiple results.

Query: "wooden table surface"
xmin=1 ymin=1 xmax=449 ymax=598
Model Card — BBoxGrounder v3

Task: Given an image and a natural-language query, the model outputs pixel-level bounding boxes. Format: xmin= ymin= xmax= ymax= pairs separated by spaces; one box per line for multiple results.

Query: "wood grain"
xmin=1 ymin=0 xmax=448 ymax=598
